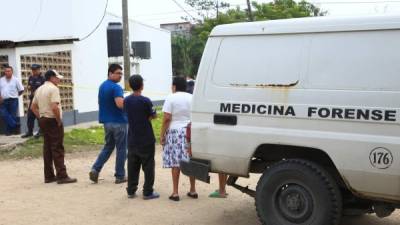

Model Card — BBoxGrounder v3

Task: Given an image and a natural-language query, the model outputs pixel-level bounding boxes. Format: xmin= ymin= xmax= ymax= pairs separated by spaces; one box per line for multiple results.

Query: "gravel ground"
xmin=0 ymin=148 xmax=398 ymax=225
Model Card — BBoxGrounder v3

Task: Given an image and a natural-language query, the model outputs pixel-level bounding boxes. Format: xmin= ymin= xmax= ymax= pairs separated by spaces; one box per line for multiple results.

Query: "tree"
xmin=185 ymin=0 xmax=230 ymax=19
xmin=171 ymin=34 xmax=205 ymax=77
xmin=252 ymin=0 xmax=327 ymax=20
xmin=171 ymin=35 xmax=193 ymax=76
xmin=172 ymin=0 xmax=326 ymax=77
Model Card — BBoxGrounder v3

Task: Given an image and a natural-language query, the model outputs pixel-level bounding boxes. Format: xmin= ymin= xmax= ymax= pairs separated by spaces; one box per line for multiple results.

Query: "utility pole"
xmin=122 ymin=0 xmax=131 ymax=90
xmin=216 ymin=0 xmax=219 ymax=19
xmin=246 ymin=0 xmax=254 ymax=21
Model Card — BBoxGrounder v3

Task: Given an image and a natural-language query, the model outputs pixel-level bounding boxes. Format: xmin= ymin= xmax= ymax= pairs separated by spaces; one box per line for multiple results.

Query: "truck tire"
xmin=255 ymin=159 xmax=342 ymax=225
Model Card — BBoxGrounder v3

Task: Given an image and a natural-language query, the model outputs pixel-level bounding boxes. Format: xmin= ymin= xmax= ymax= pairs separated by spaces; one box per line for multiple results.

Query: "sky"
xmin=106 ymin=0 xmax=400 ymax=27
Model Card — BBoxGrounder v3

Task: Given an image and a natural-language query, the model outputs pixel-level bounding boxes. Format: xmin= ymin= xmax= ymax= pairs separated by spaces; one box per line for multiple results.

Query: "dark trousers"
xmin=127 ymin=144 xmax=155 ymax=196
xmin=27 ymin=99 xmax=40 ymax=134
xmin=0 ymin=98 xmax=19 ymax=134
xmin=38 ymin=117 xmax=68 ymax=180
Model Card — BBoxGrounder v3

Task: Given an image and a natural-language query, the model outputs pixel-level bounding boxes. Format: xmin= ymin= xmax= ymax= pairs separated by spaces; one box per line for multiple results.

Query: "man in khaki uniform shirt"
xmin=31 ymin=70 xmax=77 ymax=184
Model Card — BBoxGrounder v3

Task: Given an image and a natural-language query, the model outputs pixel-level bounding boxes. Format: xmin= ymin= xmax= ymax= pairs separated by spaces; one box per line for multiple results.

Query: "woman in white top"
xmin=160 ymin=76 xmax=197 ymax=201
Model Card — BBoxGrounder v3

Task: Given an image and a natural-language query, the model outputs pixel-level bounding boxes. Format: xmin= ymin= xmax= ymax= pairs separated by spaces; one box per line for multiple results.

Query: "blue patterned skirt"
xmin=162 ymin=127 xmax=190 ymax=168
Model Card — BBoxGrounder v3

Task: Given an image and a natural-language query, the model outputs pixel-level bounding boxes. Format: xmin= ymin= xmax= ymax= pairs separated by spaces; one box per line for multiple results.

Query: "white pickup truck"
xmin=181 ymin=15 xmax=400 ymax=225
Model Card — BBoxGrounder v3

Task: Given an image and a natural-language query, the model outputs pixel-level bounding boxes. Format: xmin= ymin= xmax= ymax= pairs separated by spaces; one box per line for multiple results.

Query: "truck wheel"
xmin=255 ymin=159 xmax=342 ymax=225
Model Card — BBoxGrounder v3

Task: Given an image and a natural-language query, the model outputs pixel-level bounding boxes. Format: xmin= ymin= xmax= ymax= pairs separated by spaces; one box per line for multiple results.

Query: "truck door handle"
xmin=214 ymin=114 xmax=237 ymax=126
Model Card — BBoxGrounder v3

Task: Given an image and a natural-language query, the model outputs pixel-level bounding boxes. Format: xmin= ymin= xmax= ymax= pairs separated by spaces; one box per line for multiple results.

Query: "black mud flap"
xmin=180 ymin=159 xmax=211 ymax=183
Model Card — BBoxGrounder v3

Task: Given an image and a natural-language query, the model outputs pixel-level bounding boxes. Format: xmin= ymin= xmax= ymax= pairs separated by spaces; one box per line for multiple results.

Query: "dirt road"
xmin=0 ymin=148 xmax=399 ymax=225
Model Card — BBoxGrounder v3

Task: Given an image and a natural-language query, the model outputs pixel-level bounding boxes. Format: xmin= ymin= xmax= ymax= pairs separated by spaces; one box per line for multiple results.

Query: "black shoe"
xmin=44 ymin=177 xmax=57 ymax=183
xmin=89 ymin=170 xmax=99 ymax=183
xmin=127 ymin=193 xmax=137 ymax=199
xmin=21 ymin=133 xmax=33 ymax=138
xmin=57 ymin=177 xmax=77 ymax=184
xmin=187 ymin=192 xmax=198 ymax=199
xmin=169 ymin=195 xmax=180 ymax=201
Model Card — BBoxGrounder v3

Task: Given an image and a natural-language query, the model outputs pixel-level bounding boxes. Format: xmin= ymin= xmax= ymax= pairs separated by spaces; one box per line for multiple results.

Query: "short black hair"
xmin=129 ymin=74 xmax=143 ymax=91
xmin=173 ymin=76 xmax=187 ymax=92
xmin=3 ymin=65 xmax=13 ymax=71
xmin=108 ymin=64 xmax=122 ymax=75
xmin=44 ymin=70 xmax=56 ymax=81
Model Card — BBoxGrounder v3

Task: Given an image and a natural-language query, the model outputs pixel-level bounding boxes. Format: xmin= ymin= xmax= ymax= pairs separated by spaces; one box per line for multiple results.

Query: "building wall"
xmin=0 ymin=0 xmax=74 ymax=41
xmin=0 ymin=1 xmax=172 ymax=133
xmin=160 ymin=22 xmax=192 ymax=36
xmin=70 ymin=13 xmax=172 ymax=114
xmin=107 ymin=15 xmax=173 ymax=101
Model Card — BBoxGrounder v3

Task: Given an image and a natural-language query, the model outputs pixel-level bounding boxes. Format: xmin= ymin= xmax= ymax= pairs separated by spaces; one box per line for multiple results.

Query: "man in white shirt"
xmin=0 ymin=66 xmax=24 ymax=135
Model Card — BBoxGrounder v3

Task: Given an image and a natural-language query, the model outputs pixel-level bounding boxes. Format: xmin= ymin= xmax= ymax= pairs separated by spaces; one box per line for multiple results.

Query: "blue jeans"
xmin=0 ymin=98 xmax=19 ymax=135
xmin=92 ymin=123 xmax=127 ymax=179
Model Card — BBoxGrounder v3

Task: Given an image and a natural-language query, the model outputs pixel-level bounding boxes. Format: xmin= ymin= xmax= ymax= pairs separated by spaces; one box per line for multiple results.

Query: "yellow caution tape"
xmin=57 ymin=84 xmax=169 ymax=97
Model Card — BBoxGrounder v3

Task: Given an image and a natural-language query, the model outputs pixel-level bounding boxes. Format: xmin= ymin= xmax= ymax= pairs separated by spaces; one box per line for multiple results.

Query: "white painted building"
xmin=0 ymin=0 xmax=172 ymax=133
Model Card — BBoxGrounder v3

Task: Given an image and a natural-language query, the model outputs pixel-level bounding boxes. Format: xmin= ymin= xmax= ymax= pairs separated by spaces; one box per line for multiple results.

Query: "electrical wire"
xmin=170 ymin=0 xmax=198 ymax=20
xmin=120 ymin=0 xmax=400 ymax=24
xmin=80 ymin=0 xmax=109 ymax=41
xmin=134 ymin=9 xmax=198 ymax=18
xmin=124 ymin=1 xmax=400 ymax=22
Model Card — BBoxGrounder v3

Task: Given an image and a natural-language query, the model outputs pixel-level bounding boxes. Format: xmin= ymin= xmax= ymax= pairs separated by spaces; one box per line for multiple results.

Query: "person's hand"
xmin=187 ymin=146 xmax=192 ymax=157
xmin=160 ymin=136 xmax=166 ymax=146
xmin=57 ymin=120 xmax=63 ymax=127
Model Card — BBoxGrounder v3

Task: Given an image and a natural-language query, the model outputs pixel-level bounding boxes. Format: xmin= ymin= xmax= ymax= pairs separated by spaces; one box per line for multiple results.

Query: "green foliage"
xmin=171 ymin=0 xmax=325 ymax=77
xmin=172 ymin=35 xmax=194 ymax=76
xmin=185 ymin=0 xmax=230 ymax=19
xmin=152 ymin=107 xmax=163 ymax=143
xmin=252 ymin=0 xmax=327 ymax=20
xmin=172 ymin=35 xmax=205 ymax=77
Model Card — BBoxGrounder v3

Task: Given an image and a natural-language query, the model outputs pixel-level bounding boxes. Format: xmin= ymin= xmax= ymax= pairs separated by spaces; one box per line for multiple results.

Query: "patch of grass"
xmin=64 ymin=126 xmax=104 ymax=145
xmin=152 ymin=108 xmax=163 ymax=143
xmin=0 ymin=108 xmax=164 ymax=160
xmin=0 ymin=127 xmax=105 ymax=160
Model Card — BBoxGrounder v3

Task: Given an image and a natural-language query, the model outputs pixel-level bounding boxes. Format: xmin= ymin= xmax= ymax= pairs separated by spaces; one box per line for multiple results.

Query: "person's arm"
xmin=114 ymin=85 xmax=124 ymax=109
xmin=50 ymin=88 xmax=62 ymax=126
xmin=160 ymin=112 xmax=172 ymax=146
xmin=31 ymin=102 xmax=40 ymax=119
xmin=149 ymin=111 xmax=157 ymax=120
xmin=31 ymin=95 xmax=40 ymax=118
xmin=147 ymin=98 xmax=157 ymax=120
xmin=160 ymin=97 xmax=172 ymax=145
xmin=17 ymin=78 xmax=24 ymax=96
xmin=51 ymin=102 xmax=62 ymax=126
xmin=114 ymin=97 xmax=124 ymax=109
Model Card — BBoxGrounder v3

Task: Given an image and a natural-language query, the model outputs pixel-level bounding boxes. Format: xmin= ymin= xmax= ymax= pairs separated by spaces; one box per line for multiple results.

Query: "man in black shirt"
xmin=22 ymin=64 xmax=45 ymax=138
xmin=124 ymin=75 xmax=159 ymax=200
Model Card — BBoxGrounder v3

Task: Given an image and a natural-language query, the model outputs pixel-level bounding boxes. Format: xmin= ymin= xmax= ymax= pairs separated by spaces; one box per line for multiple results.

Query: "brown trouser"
xmin=39 ymin=117 xmax=68 ymax=180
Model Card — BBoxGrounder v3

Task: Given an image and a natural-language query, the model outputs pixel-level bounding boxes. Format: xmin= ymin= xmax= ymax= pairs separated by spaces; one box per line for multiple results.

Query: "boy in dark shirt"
xmin=124 ymin=75 xmax=159 ymax=200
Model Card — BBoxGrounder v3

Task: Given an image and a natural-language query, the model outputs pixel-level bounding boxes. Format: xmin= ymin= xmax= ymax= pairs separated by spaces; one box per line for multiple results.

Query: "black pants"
xmin=27 ymin=100 xmax=39 ymax=134
xmin=126 ymin=144 xmax=155 ymax=196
